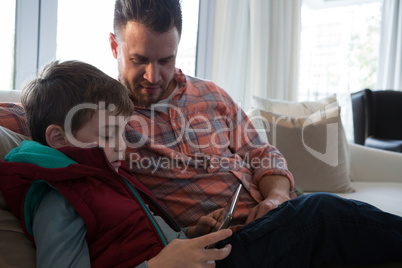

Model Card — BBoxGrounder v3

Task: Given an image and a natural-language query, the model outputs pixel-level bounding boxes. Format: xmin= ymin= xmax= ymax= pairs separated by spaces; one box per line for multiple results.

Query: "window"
xmin=299 ymin=1 xmax=383 ymax=140
xmin=176 ymin=0 xmax=200 ymax=76
xmin=0 ymin=0 xmax=16 ymax=90
xmin=56 ymin=0 xmax=199 ymax=78
xmin=6 ymin=0 xmax=200 ymax=91
xmin=57 ymin=0 xmax=118 ymax=78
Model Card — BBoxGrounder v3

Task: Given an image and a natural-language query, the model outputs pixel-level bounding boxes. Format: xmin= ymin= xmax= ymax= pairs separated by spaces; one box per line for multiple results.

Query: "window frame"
xmin=14 ymin=0 xmax=57 ymax=90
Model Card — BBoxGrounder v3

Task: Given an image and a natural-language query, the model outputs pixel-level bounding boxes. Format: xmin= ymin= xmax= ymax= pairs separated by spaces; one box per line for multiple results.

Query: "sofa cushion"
xmin=249 ymin=96 xmax=353 ymax=193
xmin=0 ymin=127 xmax=35 ymax=267
xmin=335 ymin=182 xmax=402 ymax=217
xmin=0 ymin=102 xmax=33 ymax=267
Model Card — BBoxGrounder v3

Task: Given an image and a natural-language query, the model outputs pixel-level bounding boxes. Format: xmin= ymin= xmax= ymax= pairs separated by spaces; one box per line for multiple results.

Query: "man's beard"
xmin=121 ymin=77 xmax=171 ymax=107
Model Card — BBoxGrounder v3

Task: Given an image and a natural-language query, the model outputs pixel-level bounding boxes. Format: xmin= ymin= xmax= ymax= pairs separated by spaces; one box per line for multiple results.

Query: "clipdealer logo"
xmin=302 ymin=102 xmax=339 ymax=167
xmin=62 ymin=101 xmax=340 ymax=168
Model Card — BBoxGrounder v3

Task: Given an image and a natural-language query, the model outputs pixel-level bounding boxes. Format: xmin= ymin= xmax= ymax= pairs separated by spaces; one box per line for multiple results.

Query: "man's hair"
xmin=113 ymin=0 xmax=182 ymax=40
xmin=21 ymin=60 xmax=134 ymax=146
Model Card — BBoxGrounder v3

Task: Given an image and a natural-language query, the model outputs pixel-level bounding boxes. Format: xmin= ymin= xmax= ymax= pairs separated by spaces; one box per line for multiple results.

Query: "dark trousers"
xmin=217 ymin=193 xmax=402 ymax=267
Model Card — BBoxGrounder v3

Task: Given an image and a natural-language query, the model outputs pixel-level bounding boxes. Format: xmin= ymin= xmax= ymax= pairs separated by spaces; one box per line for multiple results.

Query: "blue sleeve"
xmin=32 ymin=188 xmax=90 ymax=268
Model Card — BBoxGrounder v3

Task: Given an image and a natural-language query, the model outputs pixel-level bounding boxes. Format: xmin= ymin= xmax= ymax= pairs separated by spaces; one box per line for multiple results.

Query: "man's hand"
xmin=147 ymin=229 xmax=233 ymax=268
xmin=246 ymin=175 xmax=292 ymax=224
xmin=187 ymin=208 xmax=225 ymax=238
xmin=245 ymin=194 xmax=290 ymax=224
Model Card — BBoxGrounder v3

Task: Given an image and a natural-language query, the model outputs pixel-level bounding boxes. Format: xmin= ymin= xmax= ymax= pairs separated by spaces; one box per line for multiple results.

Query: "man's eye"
xmin=132 ymin=58 xmax=146 ymax=64
xmin=159 ymin=58 xmax=173 ymax=65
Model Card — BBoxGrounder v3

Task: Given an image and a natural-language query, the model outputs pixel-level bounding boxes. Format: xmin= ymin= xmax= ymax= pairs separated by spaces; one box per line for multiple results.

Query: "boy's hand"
xmin=187 ymin=208 xmax=225 ymax=238
xmin=147 ymin=229 xmax=232 ymax=268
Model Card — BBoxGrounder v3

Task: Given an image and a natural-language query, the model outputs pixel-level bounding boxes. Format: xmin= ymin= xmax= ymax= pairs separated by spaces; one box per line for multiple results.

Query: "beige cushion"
xmin=0 ymin=127 xmax=35 ymax=267
xmin=249 ymin=96 xmax=354 ymax=193
xmin=0 ymin=126 xmax=30 ymax=161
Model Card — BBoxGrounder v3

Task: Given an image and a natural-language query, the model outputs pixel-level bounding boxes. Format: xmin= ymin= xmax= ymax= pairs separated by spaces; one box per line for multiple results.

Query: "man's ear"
xmin=109 ymin=33 xmax=119 ymax=59
xmin=45 ymin=125 xmax=69 ymax=149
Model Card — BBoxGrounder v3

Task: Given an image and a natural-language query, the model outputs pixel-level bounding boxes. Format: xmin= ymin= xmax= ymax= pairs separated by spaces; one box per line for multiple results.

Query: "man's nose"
xmin=143 ymin=63 xmax=161 ymax=84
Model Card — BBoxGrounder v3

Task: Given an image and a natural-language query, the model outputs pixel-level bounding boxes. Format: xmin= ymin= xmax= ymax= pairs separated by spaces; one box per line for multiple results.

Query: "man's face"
xmin=110 ymin=22 xmax=180 ymax=107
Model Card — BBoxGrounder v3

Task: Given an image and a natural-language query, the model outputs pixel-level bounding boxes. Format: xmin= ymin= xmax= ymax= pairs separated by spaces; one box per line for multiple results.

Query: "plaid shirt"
xmin=0 ymin=103 xmax=30 ymax=137
xmin=124 ymin=69 xmax=294 ymax=227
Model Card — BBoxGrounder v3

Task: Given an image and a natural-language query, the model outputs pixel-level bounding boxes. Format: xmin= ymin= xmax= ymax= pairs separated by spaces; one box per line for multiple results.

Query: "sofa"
xmin=247 ymin=95 xmax=402 ymax=267
xmin=248 ymin=95 xmax=402 ymax=218
xmin=0 ymin=90 xmax=401 ymax=267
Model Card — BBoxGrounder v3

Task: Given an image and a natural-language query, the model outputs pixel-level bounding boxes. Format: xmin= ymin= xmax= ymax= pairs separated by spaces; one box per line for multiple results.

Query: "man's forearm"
xmin=245 ymin=175 xmax=293 ymax=224
xmin=258 ymin=175 xmax=292 ymax=200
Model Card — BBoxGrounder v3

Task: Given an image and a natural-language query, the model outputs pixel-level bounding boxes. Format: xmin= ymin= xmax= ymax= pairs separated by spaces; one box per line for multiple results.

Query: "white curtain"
xmin=211 ymin=0 xmax=302 ymax=111
xmin=376 ymin=0 xmax=402 ymax=90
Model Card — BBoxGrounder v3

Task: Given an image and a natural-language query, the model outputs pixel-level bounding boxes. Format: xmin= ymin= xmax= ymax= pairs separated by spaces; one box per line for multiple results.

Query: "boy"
xmin=0 ymin=61 xmax=232 ymax=267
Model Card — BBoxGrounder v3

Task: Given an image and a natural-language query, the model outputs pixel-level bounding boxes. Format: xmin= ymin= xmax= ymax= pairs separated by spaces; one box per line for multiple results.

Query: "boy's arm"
xmin=32 ymin=189 xmax=166 ymax=268
xmin=32 ymin=188 xmax=90 ymax=267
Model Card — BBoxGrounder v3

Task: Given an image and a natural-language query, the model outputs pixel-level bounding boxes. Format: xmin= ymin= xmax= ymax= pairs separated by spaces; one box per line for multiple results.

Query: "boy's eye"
xmin=100 ymin=135 xmax=114 ymax=141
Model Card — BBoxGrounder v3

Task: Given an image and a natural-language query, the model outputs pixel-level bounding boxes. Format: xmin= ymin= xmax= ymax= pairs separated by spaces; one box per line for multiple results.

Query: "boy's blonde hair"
xmin=21 ymin=60 xmax=134 ymax=145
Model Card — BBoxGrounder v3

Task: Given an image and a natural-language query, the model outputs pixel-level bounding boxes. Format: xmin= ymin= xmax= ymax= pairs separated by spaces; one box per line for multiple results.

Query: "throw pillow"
xmin=252 ymin=95 xmax=337 ymax=117
xmin=249 ymin=96 xmax=354 ymax=193
xmin=0 ymin=126 xmax=30 ymax=161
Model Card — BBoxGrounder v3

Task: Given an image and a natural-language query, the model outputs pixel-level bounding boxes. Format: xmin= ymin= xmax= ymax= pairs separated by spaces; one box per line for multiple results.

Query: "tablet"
xmin=206 ymin=184 xmax=242 ymax=249
xmin=217 ymin=184 xmax=242 ymax=231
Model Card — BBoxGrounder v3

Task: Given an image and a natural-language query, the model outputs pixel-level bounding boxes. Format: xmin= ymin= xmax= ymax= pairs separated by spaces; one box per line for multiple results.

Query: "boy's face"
xmin=68 ymin=109 xmax=128 ymax=172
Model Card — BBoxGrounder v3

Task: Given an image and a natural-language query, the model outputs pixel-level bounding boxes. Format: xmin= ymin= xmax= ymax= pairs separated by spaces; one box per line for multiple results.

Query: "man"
xmin=110 ymin=0 xmax=294 ymax=229
xmin=108 ymin=1 xmax=402 ymax=266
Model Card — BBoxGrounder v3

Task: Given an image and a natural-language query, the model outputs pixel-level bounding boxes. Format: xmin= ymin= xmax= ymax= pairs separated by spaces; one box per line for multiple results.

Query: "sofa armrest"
xmin=349 ymin=142 xmax=402 ymax=183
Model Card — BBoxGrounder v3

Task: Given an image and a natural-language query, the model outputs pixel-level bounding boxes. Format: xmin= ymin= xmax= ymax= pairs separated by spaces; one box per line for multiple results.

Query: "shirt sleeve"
xmin=32 ymin=188 xmax=91 ymax=268
xmin=226 ymin=93 xmax=295 ymax=189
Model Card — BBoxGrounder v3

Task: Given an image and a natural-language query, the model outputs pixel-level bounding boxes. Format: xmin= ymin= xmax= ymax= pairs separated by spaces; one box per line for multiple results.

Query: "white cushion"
xmin=0 ymin=90 xmax=22 ymax=103
xmin=252 ymin=95 xmax=337 ymax=118
xmin=324 ymin=182 xmax=402 ymax=217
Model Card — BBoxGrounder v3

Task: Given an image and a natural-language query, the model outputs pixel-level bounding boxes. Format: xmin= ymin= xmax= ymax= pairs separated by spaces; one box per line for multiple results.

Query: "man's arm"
xmin=219 ymin=92 xmax=295 ymax=223
xmin=245 ymin=175 xmax=292 ymax=224
xmin=223 ymin=91 xmax=294 ymax=191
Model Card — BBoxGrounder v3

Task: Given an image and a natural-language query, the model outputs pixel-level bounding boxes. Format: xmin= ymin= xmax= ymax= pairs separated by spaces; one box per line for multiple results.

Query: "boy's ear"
xmin=45 ymin=125 xmax=69 ymax=149
xmin=109 ymin=33 xmax=119 ymax=59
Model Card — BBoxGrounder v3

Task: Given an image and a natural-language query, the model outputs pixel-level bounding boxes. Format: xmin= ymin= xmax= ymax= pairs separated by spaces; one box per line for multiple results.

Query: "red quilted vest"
xmin=0 ymin=146 xmax=180 ymax=267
